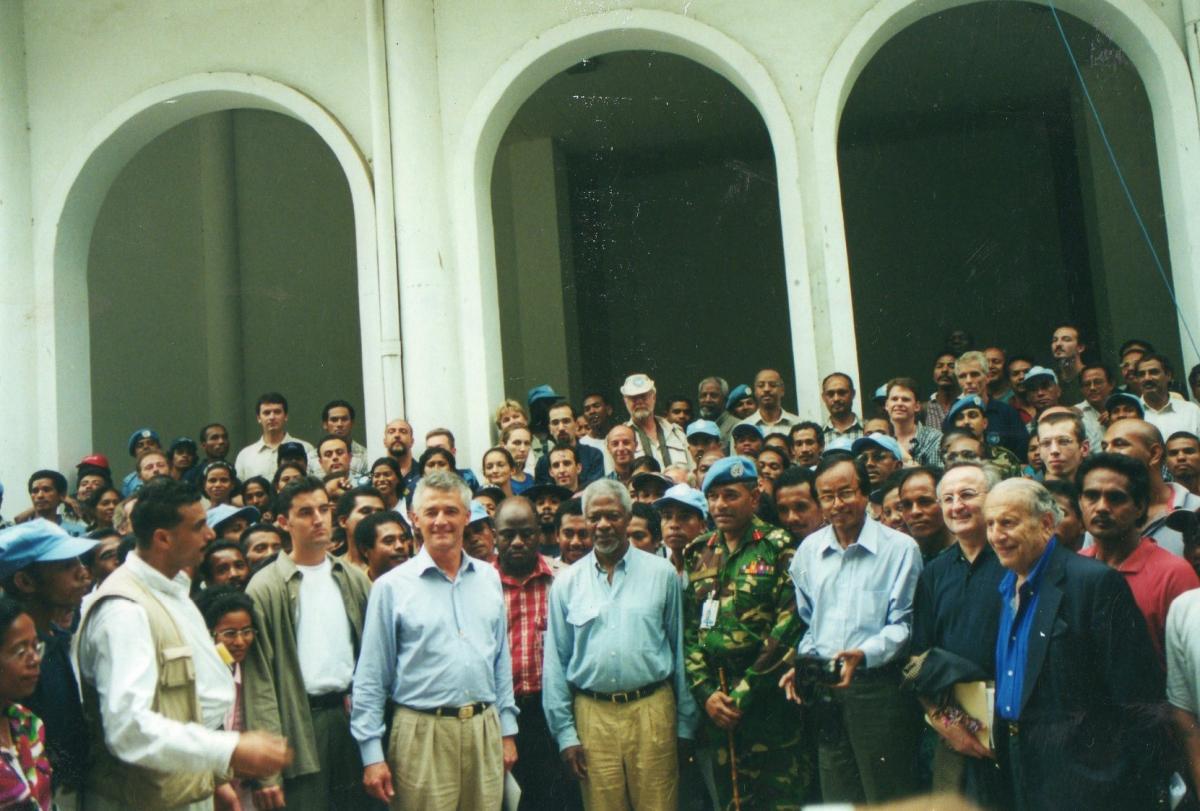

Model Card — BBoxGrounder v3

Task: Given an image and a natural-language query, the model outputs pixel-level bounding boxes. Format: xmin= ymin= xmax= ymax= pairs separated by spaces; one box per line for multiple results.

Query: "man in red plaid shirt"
xmin=494 ymin=497 xmax=580 ymax=810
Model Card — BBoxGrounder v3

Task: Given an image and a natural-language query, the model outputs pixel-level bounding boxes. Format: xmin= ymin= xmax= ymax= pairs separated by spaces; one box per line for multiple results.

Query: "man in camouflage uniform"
xmin=944 ymin=395 xmax=1021 ymax=479
xmin=683 ymin=456 xmax=811 ymax=809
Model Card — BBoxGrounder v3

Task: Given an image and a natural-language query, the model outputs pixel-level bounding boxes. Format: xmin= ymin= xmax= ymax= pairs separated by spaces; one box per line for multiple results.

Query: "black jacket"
xmin=1000 ymin=544 xmax=1169 ymax=810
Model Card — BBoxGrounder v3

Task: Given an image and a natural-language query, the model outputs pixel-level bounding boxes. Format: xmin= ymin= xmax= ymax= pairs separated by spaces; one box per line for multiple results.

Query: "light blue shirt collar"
xmin=819 ymin=515 xmax=880 ymax=556
xmin=413 ymin=545 xmax=475 ymax=579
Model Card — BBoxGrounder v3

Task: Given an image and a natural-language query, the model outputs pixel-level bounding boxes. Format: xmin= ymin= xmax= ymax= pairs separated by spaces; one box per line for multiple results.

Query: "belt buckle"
xmin=1008 ymin=721 xmax=1019 ymax=736
xmin=611 ymin=691 xmax=630 ymax=704
xmin=457 ymin=704 xmax=475 ymax=720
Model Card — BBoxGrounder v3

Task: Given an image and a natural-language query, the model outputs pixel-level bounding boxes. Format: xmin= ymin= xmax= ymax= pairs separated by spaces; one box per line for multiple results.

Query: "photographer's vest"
xmin=78 ymin=566 xmax=215 ymax=809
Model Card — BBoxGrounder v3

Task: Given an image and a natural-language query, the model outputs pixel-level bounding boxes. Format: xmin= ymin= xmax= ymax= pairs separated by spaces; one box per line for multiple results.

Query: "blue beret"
xmin=725 ymin=384 xmax=752 ymax=411
xmin=945 ymin=395 xmax=985 ymax=427
xmin=127 ymin=428 xmax=160 ymax=457
xmin=702 ymin=456 xmax=758 ymax=493
xmin=0 ymin=520 xmax=98 ymax=580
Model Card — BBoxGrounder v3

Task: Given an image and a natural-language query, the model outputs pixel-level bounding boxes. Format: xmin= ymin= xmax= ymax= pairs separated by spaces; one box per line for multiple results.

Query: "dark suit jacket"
xmin=534 ymin=441 xmax=604 ymax=488
xmin=1001 ymin=544 xmax=1168 ymax=810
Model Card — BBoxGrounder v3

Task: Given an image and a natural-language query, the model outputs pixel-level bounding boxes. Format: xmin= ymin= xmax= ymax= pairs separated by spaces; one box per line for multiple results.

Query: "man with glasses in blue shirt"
xmin=781 ymin=455 xmax=923 ymax=804
xmin=543 ymin=478 xmax=698 ymax=811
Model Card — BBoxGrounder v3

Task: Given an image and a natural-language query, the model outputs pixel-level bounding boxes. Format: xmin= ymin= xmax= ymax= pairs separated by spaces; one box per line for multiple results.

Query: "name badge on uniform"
xmin=700 ymin=595 xmax=719 ymax=629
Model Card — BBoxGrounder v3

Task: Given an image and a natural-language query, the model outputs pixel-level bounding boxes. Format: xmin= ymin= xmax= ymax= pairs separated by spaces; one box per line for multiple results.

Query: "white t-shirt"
xmin=295 ymin=557 xmax=355 ymax=696
xmin=1166 ymin=589 xmax=1200 ymax=714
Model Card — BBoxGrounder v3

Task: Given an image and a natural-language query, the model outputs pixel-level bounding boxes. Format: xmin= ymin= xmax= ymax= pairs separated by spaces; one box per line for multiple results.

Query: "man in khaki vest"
xmin=76 ymin=477 xmax=290 ymax=811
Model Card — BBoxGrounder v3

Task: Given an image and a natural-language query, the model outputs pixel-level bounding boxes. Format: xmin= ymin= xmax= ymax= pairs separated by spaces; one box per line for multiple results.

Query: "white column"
xmin=381 ymin=0 xmax=466 ymax=452
xmin=0 ymin=2 xmax=38 ymax=495
xmin=197 ymin=111 xmax=247 ymax=441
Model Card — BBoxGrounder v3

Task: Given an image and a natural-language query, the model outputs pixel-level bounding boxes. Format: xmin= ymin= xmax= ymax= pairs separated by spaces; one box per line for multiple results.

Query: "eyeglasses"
xmin=940 ymin=489 xmax=982 ymax=507
xmin=817 ymin=489 xmax=859 ymax=506
xmin=214 ymin=628 xmax=256 ymax=643
xmin=4 ymin=641 xmax=45 ymax=664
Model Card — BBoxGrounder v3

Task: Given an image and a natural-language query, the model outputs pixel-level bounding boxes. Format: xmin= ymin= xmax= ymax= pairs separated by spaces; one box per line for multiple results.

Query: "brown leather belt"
xmin=406 ymin=702 xmax=491 ymax=719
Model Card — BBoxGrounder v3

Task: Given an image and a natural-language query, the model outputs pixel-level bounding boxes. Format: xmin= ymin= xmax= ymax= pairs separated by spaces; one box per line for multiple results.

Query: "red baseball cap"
xmin=76 ymin=454 xmax=111 ymax=470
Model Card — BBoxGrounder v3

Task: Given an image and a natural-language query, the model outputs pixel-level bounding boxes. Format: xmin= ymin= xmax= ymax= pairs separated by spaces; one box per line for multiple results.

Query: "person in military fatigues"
xmin=684 ymin=456 xmax=812 ymax=810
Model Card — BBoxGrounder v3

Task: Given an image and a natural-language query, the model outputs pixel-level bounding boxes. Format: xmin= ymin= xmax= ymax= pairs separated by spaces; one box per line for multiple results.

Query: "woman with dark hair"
xmin=417 ymin=447 xmax=457 ymax=476
xmin=0 ymin=595 xmax=52 ymax=809
xmin=195 ymin=587 xmax=258 ymax=811
xmin=84 ymin=487 xmax=122 ymax=532
xmin=481 ymin=447 xmax=517 ymax=498
xmin=240 ymin=477 xmax=272 ymax=522
xmin=271 ymin=462 xmax=307 ymax=493
xmin=202 ymin=462 xmax=238 ymax=508
xmin=369 ymin=458 xmax=403 ymax=511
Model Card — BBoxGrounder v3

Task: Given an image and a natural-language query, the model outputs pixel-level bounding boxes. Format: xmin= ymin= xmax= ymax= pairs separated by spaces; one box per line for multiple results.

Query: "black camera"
xmin=794 ymin=655 xmax=842 ymax=703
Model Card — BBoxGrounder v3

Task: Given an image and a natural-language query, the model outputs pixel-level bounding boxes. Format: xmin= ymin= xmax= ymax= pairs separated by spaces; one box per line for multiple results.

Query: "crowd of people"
xmin=2 ymin=323 xmax=1200 ymax=810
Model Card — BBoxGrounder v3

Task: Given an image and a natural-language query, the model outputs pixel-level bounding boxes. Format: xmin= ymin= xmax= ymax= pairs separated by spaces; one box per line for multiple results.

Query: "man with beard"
xmin=822 ymin=373 xmax=865 ymax=444
xmin=544 ymin=479 xmax=699 ymax=810
xmin=927 ymin=352 xmax=959 ymax=430
xmin=698 ymin=376 xmax=739 ymax=441
xmin=1050 ymin=323 xmax=1088 ymax=405
xmin=896 ymin=467 xmax=954 ymax=562
xmin=0 ymin=521 xmax=98 ymax=805
xmin=244 ymin=477 xmax=372 ymax=809
xmin=528 ymin=483 xmax=573 ymax=558
xmin=493 ymin=497 xmax=578 ymax=810
xmin=554 ymin=498 xmax=592 ymax=566
xmin=1167 ymin=432 xmax=1200 ymax=495
xmin=954 ymin=351 xmax=1029 ymax=461
xmin=536 ymin=402 xmax=604 ymax=487
xmin=382 ymin=418 xmax=420 ymax=505
xmin=684 ymin=457 xmax=809 ymax=807
xmin=738 ymin=369 xmax=801 ymax=438
xmin=198 ymin=540 xmax=251 ymax=590
xmin=622 ymin=373 xmax=692 ymax=471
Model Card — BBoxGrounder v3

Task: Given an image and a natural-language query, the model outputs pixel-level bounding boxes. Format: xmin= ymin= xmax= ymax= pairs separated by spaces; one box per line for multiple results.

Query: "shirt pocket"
xmin=159 ymin=645 xmax=196 ymax=688
xmin=566 ymin=603 xmax=600 ymax=628
xmin=854 ymin=589 xmax=889 ymax=630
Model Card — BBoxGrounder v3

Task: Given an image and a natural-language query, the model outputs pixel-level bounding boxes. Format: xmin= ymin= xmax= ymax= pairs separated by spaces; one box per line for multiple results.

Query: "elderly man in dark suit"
xmin=984 ymin=478 xmax=1167 ymax=810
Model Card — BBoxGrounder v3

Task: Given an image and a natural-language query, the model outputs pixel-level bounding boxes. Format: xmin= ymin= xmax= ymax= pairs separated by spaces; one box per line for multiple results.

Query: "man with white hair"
xmin=543 ymin=478 xmax=698 ymax=810
xmin=351 ymin=471 xmax=518 ymax=809
xmin=985 ymin=478 xmax=1165 ymax=808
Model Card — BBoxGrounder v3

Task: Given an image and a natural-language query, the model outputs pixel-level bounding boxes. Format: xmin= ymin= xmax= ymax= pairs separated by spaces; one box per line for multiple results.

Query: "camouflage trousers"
xmin=707 ymin=688 xmax=814 ymax=810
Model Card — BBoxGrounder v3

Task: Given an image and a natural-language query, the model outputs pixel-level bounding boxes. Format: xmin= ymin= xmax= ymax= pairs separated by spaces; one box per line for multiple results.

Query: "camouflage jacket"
xmin=682 ymin=518 xmax=801 ymax=712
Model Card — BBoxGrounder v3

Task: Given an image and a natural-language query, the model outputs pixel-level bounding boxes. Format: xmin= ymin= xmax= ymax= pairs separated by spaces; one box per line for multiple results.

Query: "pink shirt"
xmin=1082 ymin=538 xmax=1200 ymax=663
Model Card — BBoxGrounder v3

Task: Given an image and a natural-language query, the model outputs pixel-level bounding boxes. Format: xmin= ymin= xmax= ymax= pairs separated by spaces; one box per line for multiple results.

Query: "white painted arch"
xmin=450 ymin=9 xmax=817 ymax=459
xmin=813 ymin=0 xmax=1200 ymax=384
xmin=33 ymin=72 xmax=396 ymax=469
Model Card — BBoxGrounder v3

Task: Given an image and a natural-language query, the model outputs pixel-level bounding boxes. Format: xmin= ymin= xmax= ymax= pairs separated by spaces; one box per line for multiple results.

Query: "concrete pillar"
xmin=197 ymin=111 xmax=247 ymax=443
xmin=0 ymin=2 xmax=38 ymax=498
xmin=381 ymin=0 xmax=466 ymax=451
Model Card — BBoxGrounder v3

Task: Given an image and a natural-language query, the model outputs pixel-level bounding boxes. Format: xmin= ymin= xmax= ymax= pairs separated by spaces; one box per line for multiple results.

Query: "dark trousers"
xmin=514 ymin=692 xmax=580 ymax=811
xmin=283 ymin=702 xmax=372 ymax=810
xmin=815 ymin=674 xmax=921 ymax=804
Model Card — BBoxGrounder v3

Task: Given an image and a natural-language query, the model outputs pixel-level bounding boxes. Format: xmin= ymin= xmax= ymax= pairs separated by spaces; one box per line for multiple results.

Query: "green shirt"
xmin=682 ymin=517 xmax=800 ymax=712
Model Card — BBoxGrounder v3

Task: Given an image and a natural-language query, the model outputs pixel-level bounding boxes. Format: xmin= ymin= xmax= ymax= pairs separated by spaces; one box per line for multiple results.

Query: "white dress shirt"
xmin=738 ymin=408 xmax=802 ymax=437
xmin=77 ymin=553 xmax=239 ymax=775
xmin=1143 ymin=398 xmax=1200 ymax=442
xmin=233 ymin=432 xmax=318 ymax=481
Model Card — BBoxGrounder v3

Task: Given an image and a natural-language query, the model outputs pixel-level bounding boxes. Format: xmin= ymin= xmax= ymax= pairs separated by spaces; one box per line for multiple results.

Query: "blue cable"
xmin=1046 ymin=0 xmax=1200 ymax=360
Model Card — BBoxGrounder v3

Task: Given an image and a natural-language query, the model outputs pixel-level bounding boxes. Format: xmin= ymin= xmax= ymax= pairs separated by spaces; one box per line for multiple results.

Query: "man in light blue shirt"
xmin=351 ymin=470 xmax=518 ymax=810
xmin=543 ymin=478 xmax=698 ymax=811
xmin=783 ymin=454 xmax=923 ymax=804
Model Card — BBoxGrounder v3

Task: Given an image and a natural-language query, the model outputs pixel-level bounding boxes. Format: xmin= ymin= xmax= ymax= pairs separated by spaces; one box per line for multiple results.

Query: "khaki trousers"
xmin=387 ymin=705 xmax=504 ymax=811
xmin=574 ymin=686 xmax=678 ymax=811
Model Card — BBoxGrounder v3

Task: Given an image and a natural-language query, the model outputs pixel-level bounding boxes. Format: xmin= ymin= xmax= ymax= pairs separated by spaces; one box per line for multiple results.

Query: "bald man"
xmin=382 ymin=419 xmax=420 ymax=505
xmin=738 ymin=368 xmax=801 ymax=437
xmin=1102 ymin=419 xmax=1200 ymax=556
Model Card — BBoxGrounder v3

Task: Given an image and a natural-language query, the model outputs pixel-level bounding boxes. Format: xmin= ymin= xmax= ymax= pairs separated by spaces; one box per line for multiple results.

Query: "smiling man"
xmin=1139 ymin=354 xmax=1200 ymax=439
xmin=352 ymin=471 xmax=517 ymax=810
xmin=984 ymin=478 xmax=1166 ymax=809
xmin=244 ymin=477 xmax=372 ymax=809
xmin=896 ymin=467 xmax=953 ymax=562
xmin=682 ymin=456 xmax=809 ymax=807
xmin=543 ymin=478 xmax=698 ymax=811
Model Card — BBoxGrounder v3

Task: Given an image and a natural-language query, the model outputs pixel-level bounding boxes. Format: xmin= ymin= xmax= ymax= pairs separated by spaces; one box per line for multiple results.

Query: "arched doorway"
xmin=490 ymin=49 xmax=790 ymax=413
xmin=839 ymin=1 xmax=1179 ymax=392
xmin=86 ymin=109 xmax=364 ymax=467
xmin=813 ymin=0 xmax=1200 ymax=407
xmin=33 ymin=73 xmax=393 ymax=469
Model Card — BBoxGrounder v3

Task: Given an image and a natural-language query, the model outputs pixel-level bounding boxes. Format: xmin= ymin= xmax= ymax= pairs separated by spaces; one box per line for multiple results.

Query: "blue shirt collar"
xmin=998 ymin=536 xmax=1058 ymax=596
xmin=414 ymin=544 xmax=474 ymax=579
xmin=820 ymin=516 xmax=880 ymax=556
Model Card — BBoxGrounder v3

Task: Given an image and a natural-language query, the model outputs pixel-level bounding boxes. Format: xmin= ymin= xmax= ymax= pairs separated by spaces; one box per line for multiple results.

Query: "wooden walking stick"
xmin=718 ymin=667 xmax=742 ymax=811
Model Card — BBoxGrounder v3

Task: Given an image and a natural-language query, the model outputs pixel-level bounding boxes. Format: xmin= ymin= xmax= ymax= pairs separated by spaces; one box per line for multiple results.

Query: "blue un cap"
xmin=207 ymin=504 xmax=260 ymax=533
xmin=822 ymin=436 xmax=855 ymax=457
xmin=654 ymin=483 xmax=708 ymax=519
xmin=945 ymin=394 xmax=985 ymax=427
xmin=469 ymin=501 xmax=492 ymax=525
xmin=527 ymin=384 xmax=563 ymax=406
xmin=702 ymin=456 xmax=758 ymax=493
xmin=851 ymin=434 xmax=903 ymax=462
xmin=725 ymin=384 xmax=752 ymax=411
xmin=731 ymin=423 xmax=764 ymax=440
xmin=127 ymin=428 xmax=160 ymax=457
xmin=0 ymin=520 xmax=98 ymax=580
xmin=1105 ymin=392 xmax=1145 ymax=418
xmin=686 ymin=420 xmax=721 ymax=441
